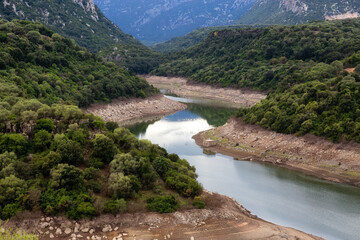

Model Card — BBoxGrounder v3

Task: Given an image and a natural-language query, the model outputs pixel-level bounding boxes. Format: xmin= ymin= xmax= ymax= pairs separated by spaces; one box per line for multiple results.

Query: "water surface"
xmin=128 ymin=97 xmax=360 ymax=240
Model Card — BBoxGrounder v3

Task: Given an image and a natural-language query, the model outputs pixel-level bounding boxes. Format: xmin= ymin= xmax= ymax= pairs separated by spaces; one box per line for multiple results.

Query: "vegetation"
xmin=0 ymin=221 xmax=38 ymax=240
xmin=0 ymin=19 xmax=156 ymax=107
xmin=0 ymin=0 xmax=140 ymax=53
xmin=146 ymin=195 xmax=179 ymax=213
xmin=238 ymin=52 xmax=360 ymax=142
xmin=0 ymin=20 xmax=202 ymax=220
xmin=99 ymin=44 xmax=164 ymax=74
xmin=152 ymin=18 xmax=360 ymax=90
xmin=151 ymin=25 xmax=267 ymax=53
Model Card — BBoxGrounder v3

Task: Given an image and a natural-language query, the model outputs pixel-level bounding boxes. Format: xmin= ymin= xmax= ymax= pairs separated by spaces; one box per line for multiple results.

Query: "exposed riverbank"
xmin=4 ymin=191 xmax=321 ymax=240
xmin=194 ymin=117 xmax=360 ymax=188
xmin=144 ymin=75 xmax=266 ymax=108
xmin=84 ymin=94 xmax=186 ymax=125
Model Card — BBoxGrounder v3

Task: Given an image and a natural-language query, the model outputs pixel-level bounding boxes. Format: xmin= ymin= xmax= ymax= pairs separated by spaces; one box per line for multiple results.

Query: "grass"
xmin=0 ymin=221 xmax=38 ymax=240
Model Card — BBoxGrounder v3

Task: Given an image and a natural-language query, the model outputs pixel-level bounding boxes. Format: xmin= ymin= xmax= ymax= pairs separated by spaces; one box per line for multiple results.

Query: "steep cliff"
xmin=0 ymin=0 xmax=140 ymax=52
xmin=237 ymin=0 xmax=360 ymax=25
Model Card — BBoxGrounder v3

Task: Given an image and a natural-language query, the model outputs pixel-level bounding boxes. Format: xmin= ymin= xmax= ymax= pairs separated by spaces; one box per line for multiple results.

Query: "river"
xmin=126 ymin=95 xmax=360 ymax=240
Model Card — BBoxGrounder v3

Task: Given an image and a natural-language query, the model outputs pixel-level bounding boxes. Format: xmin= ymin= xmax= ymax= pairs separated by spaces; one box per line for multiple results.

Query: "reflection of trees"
xmin=126 ymin=120 xmax=157 ymax=136
xmin=185 ymin=103 xmax=236 ymax=126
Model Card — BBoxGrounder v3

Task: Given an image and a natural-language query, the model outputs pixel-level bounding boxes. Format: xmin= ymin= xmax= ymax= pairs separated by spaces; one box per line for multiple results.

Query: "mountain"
xmin=0 ymin=0 xmax=140 ymax=52
xmin=152 ymin=18 xmax=360 ymax=90
xmin=237 ymin=0 xmax=360 ymax=25
xmin=0 ymin=19 xmax=155 ymax=107
xmin=151 ymin=24 xmax=268 ymax=53
xmin=94 ymin=0 xmax=256 ymax=44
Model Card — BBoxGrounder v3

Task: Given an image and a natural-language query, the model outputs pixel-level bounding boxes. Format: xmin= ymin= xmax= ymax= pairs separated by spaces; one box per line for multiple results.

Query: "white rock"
xmin=65 ymin=228 xmax=72 ymax=234
xmin=77 ymin=234 xmax=83 ymax=238
xmin=89 ymin=229 xmax=95 ymax=234
xmin=56 ymin=228 xmax=62 ymax=235
xmin=41 ymin=222 xmax=50 ymax=228
xmin=49 ymin=226 xmax=54 ymax=231
xmin=46 ymin=217 xmax=51 ymax=222
xmin=49 ymin=233 xmax=54 ymax=238
xmin=82 ymin=227 xmax=89 ymax=233
xmin=114 ymin=227 xmax=118 ymax=231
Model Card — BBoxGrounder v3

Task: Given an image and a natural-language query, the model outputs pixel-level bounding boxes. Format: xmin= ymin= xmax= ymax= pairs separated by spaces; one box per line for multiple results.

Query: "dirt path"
xmin=193 ymin=117 xmax=360 ymax=187
xmin=5 ymin=192 xmax=321 ymax=240
xmin=144 ymin=75 xmax=266 ymax=108
xmin=84 ymin=94 xmax=186 ymax=125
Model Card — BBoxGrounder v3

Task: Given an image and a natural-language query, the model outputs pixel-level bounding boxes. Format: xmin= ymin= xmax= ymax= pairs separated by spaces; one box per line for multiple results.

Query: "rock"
xmin=56 ymin=228 xmax=62 ymax=235
xmin=49 ymin=226 xmax=54 ymax=231
xmin=49 ymin=233 xmax=54 ymax=238
xmin=102 ymin=226 xmax=111 ymax=232
xmin=46 ymin=217 xmax=51 ymax=222
xmin=82 ymin=227 xmax=89 ymax=233
xmin=77 ymin=234 xmax=83 ymax=238
xmin=89 ymin=229 xmax=95 ymax=234
xmin=114 ymin=227 xmax=118 ymax=231
xmin=41 ymin=222 xmax=50 ymax=228
xmin=65 ymin=227 xmax=72 ymax=234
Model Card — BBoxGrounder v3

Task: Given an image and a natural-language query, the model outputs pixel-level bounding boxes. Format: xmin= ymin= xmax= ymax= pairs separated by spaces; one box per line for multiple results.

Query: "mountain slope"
xmin=94 ymin=0 xmax=256 ymax=44
xmin=0 ymin=19 xmax=155 ymax=107
xmin=152 ymin=18 xmax=360 ymax=90
xmin=0 ymin=0 xmax=140 ymax=52
xmin=237 ymin=0 xmax=360 ymax=25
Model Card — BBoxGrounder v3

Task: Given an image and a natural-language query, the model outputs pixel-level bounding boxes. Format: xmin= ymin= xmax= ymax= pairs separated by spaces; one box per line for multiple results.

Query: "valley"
xmin=1 ymin=1 xmax=360 ymax=240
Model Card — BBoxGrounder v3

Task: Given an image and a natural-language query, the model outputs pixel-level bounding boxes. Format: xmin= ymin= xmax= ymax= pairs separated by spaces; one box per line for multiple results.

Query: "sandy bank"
xmin=84 ymin=94 xmax=186 ymax=125
xmin=144 ymin=75 xmax=266 ymax=108
xmin=5 ymin=191 xmax=321 ymax=240
xmin=194 ymin=117 xmax=360 ymax=187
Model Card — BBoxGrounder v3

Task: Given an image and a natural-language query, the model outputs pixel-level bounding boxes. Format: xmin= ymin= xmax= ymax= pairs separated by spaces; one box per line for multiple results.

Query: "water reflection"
xmin=129 ymin=101 xmax=360 ymax=240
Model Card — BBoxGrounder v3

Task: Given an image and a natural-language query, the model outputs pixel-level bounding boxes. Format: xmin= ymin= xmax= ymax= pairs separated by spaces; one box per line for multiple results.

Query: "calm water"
xmin=128 ymin=96 xmax=360 ymax=240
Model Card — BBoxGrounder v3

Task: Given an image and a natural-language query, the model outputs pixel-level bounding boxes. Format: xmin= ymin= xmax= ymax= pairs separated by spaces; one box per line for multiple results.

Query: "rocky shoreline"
xmin=144 ymin=75 xmax=266 ymax=108
xmin=3 ymin=191 xmax=321 ymax=240
xmin=193 ymin=117 xmax=360 ymax=188
xmin=84 ymin=94 xmax=186 ymax=125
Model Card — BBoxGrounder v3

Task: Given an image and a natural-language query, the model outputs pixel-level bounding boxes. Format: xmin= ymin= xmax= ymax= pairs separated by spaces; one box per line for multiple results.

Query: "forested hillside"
xmin=0 ymin=20 xmax=156 ymax=107
xmin=153 ymin=18 xmax=360 ymax=90
xmin=0 ymin=0 xmax=140 ymax=53
xmin=238 ymin=53 xmax=360 ymax=142
xmin=0 ymin=20 xmax=203 ymax=220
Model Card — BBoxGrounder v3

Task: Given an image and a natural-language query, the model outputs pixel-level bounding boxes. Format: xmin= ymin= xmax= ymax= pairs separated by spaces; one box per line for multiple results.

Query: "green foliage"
xmin=0 ymin=20 xmax=155 ymax=107
xmin=49 ymin=164 xmax=84 ymax=191
xmin=146 ymin=195 xmax=179 ymax=213
xmin=0 ymin=220 xmax=38 ymax=239
xmin=34 ymin=119 xmax=54 ymax=133
xmin=103 ymin=199 xmax=127 ymax=214
xmin=238 ymin=52 xmax=360 ymax=142
xmin=33 ymin=130 xmax=52 ymax=151
xmin=56 ymin=140 xmax=84 ymax=165
xmin=0 ymin=175 xmax=27 ymax=207
xmin=153 ymin=18 xmax=360 ymax=90
xmin=192 ymin=196 xmax=205 ymax=209
xmin=91 ymin=134 xmax=117 ymax=164
xmin=0 ymin=134 xmax=27 ymax=156
xmin=165 ymin=170 xmax=203 ymax=198
xmin=0 ymin=1 xmax=141 ymax=53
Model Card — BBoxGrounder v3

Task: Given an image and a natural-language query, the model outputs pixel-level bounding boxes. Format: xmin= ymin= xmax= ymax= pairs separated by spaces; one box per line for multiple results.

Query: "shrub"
xmin=33 ymin=130 xmax=52 ymax=151
xmin=103 ymin=199 xmax=127 ymax=214
xmin=146 ymin=195 xmax=178 ymax=213
xmin=192 ymin=197 xmax=205 ymax=209
xmin=0 ymin=134 xmax=28 ymax=156
xmin=91 ymin=134 xmax=117 ymax=164
xmin=56 ymin=140 xmax=84 ymax=165
xmin=34 ymin=119 xmax=54 ymax=133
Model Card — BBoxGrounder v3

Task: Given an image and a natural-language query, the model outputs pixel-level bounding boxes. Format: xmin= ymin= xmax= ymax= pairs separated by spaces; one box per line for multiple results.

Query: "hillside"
xmin=94 ymin=0 xmax=256 ymax=44
xmin=0 ymin=0 xmax=140 ymax=52
xmin=0 ymin=20 xmax=203 ymax=221
xmin=152 ymin=18 xmax=360 ymax=90
xmin=0 ymin=19 xmax=156 ymax=107
xmin=237 ymin=0 xmax=360 ymax=25
xmin=238 ymin=52 xmax=360 ymax=143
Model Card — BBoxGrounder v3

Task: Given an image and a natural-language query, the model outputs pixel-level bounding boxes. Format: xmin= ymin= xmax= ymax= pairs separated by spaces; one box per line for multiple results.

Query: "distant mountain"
xmin=237 ymin=0 xmax=360 ymax=25
xmin=0 ymin=0 xmax=140 ymax=52
xmin=94 ymin=0 xmax=256 ymax=44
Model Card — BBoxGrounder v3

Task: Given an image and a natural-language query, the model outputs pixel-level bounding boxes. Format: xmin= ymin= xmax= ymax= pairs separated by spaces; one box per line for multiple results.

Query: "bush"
xmin=0 ymin=134 xmax=28 ymax=156
xmin=91 ymin=134 xmax=117 ymax=164
xmin=192 ymin=197 xmax=205 ymax=209
xmin=56 ymin=140 xmax=84 ymax=165
xmin=34 ymin=119 xmax=54 ymax=133
xmin=50 ymin=164 xmax=84 ymax=191
xmin=33 ymin=130 xmax=52 ymax=151
xmin=146 ymin=195 xmax=179 ymax=213
xmin=103 ymin=199 xmax=127 ymax=214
